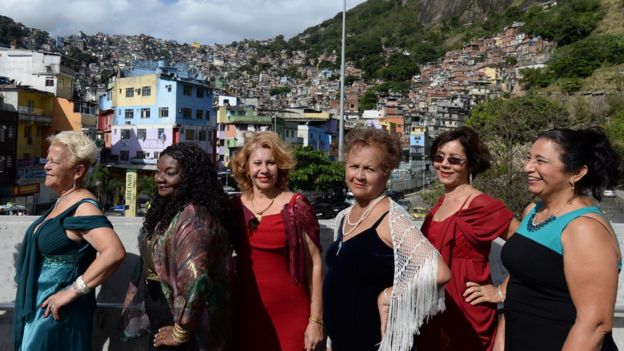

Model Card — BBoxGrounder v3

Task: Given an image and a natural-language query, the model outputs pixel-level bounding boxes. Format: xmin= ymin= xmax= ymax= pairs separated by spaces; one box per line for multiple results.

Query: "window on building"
xmin=121 ymin=129 xmax=130 ymax=140
xmin=159 ymin=107 xmax=169 ymax=118
xmin=45 ymin=77 xmax=54 ymax=87
xmin=197 ymin=88 xmax=204 ymax=98
xmin=183 ymin=85 xmax=192 ymax=96
xmin=118 ymin=109 xmax=122 ymax=115
xmin=120 ymin=150 xmax=129 ymax=161
xmin=140 ymin=108 xmax=150 ymax=119
xmin=142 ymin=86 xmax=151 ymax=96
xmin=153 ymin=151 xmax=160 ymax=160
xmin=136 ymin=151 xmax=145 ymax=159
xmin=125 ymin=88 xmax=134 ymax=97
xmin=24 ymin=126 xmax=31 ymax=138
xmin=125 ymin=109 xmax=134 ymax=119
xmin=196 ymin=110 xmax=203 ymax=120
xmin=166 ymin=84 xmax=172 ymax=92
xmin=186 ymin=129 xmax=195 ymax=140
xmin=158 ymin=128 xmax=165 ymax=140
xmin=137 ymin=128 xmax=146 ymax=140
xmin=182 ymin=108 xmax=192 ymax=119
xmin=199 ymin=130 xmax=207 ymax=141
xmin=107 ymin=91 xmax=112 ymax=101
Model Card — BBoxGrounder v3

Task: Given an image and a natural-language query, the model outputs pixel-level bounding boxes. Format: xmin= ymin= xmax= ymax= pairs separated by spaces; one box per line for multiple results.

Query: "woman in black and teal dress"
xmin=13 ymin=131 xmax=126 ymax=351
xmin=499 ymin=127 xmax=620 ymax=350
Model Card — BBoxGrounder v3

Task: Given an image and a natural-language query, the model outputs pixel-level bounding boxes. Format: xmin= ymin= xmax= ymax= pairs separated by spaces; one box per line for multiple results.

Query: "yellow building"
xmin=16 ymin=87 xmax=54 ymax=159
xmin=113 ymin=74 xmax=158 ymax=107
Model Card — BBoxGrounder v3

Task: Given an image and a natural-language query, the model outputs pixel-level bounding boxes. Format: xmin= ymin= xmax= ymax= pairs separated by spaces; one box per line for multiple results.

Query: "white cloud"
xmin=0 ymin=0 xmax=364 ymax=45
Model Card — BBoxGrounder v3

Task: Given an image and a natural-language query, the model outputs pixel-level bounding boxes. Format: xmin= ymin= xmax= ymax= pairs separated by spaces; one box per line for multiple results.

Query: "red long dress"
xmin=235 ymin=209 xmax=310 ymax=351
xmin=417 ymin=194 xmax=513 ymax=351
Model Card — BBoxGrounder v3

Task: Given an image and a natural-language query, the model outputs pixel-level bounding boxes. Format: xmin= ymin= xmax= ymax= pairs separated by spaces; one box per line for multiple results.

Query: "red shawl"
xmin=423 ymin=194 xmax=514 ymax=264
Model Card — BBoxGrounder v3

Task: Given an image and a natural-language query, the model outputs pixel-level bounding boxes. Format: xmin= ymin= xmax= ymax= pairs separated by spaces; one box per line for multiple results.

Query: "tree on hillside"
xmin=289 ymin=147 xmax=344 ymax=192
xmin=466 ymin=95 xmax=572 ymax=215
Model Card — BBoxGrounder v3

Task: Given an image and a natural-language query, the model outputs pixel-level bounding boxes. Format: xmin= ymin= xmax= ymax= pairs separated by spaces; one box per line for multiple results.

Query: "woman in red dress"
xmin=230 ymin=131 xmax=324 ymax=351
xmin=417 ymin=127 xmax=517 ymax=351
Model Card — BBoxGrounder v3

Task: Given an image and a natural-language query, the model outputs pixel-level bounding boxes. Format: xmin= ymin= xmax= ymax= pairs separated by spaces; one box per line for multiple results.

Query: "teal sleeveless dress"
xmin=13 ymin=198 xmax=113 ymax=351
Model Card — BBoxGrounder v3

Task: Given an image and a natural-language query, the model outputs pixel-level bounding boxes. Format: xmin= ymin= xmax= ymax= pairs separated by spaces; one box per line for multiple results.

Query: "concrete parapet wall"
xmin=0 ymin=217 xmax=622 ymax=349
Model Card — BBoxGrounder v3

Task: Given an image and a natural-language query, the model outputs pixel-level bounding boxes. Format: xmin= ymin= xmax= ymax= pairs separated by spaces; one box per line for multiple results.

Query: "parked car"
xmin=411 ymin=207 xmax=429 ymax=221
xmin=603 ymin=189 xmax=616 ymax=198
xmin=396 ymin=199 xmax=412 ymax=212
xmin=386 ymin=191 xmax=404 ymax=201
xmin=0 ymin=204 xmax=27 ymax=215
xmin=312 ymin=200 xmax=350 ymax=219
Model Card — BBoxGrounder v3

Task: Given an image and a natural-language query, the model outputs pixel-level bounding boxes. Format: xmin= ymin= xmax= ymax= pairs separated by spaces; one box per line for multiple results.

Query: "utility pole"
xmin=338 ymin=0 xmax=346 ymax=161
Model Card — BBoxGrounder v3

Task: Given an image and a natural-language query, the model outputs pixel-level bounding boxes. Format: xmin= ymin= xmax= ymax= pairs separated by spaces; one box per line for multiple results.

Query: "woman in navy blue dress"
xmin=324 ymin=127 xmax=450 ymax=351
xmin=500 ymin=127 xmax=620 ymax=350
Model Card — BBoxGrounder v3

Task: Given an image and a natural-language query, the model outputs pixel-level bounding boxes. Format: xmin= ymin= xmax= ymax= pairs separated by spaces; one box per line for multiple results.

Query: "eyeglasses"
xmin=433 ymin=154 xmax=466 ymax=165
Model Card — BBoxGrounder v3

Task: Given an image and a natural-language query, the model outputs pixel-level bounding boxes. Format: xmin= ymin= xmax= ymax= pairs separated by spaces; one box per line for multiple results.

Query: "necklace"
xmin=527 ymin=197 xmax=575 ymax=232
xmin=337 ymin=194 xmax=386 ymax=255
xmin=251 ymin=195 xmax=276 ymax=221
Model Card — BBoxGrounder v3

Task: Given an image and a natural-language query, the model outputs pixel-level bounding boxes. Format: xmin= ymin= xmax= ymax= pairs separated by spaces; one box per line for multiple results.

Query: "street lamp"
xmin=338 ymin=0 xmax=346 ymax=161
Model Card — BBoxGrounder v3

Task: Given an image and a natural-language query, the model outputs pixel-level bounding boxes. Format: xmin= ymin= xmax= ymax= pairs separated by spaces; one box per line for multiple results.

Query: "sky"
xmin=0 ymin=0 xmax=365 ymax=45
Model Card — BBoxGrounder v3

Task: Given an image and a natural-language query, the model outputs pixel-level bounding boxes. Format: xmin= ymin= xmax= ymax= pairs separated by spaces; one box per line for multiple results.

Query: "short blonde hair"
xmin=231 ymin=131 xmax=296 ymax=193
xmin=47 ymin=131 xmax=98 ymax=167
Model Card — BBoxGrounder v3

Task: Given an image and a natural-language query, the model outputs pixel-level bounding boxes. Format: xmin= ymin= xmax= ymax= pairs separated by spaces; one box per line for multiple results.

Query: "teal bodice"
xmin=13 ymin=198 xmax=112 ymax=351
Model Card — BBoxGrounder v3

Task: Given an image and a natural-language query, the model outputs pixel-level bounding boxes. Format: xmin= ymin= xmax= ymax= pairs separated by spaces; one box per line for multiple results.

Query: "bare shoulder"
xmin=562 ymin=213 xmax=618 ymax=252
xmin=74 ymin=193 xmax=102 ymax=216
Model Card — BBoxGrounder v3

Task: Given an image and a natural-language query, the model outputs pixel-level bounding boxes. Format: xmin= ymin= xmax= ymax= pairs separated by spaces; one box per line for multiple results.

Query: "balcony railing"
xmin=18 ymin=106 xmax=52 ymax=125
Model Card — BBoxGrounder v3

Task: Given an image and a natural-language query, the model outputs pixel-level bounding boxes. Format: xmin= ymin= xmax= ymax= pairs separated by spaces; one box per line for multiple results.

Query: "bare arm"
xmin=561 ymin=216 xmax=619 ymax=351
xmin=43 ymin=201 xmax=125 ymax=320
xmin=304 ymin=231 xmax=324 ymax=351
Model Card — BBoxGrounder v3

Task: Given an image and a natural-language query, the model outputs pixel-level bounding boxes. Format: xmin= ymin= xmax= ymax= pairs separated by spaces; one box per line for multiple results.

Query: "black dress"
xmin=324 ymin=212 xmax=394 ymax=351
xmin=501 ymin=205 xmax=618 ymax=351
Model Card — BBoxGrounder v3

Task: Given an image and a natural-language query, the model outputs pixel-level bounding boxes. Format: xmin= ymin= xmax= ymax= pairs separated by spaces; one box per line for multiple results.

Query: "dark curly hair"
xmin=430 ymin=127 xmax=491 ymax=178
xmin=536 ymin=127 xmax=621 ymax=201
xmin=143 ymin=143 xmax=232 ymax=236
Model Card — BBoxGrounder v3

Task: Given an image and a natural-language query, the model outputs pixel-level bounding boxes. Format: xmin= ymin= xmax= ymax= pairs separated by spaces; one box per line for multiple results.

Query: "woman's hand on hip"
xmin=464 ymin=282 xmax=502 ymax=305
xmin=41 ymin=288 xmax=78 ymax=320
xmin=304 ymin=320 xmax=324 ymax=351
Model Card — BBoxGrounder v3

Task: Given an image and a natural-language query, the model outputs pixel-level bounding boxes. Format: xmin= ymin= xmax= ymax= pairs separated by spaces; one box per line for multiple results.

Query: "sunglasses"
xmin=433 ymin=154 xmax=466 ymax=165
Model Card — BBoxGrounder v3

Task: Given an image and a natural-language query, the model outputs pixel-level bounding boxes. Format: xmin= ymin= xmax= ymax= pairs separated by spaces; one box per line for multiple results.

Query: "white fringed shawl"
xmin=333 ymin=199 xmax=445 ymax=351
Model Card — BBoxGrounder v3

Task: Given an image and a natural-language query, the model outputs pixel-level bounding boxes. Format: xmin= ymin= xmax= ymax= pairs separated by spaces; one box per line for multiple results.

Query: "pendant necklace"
xmin=337 ymin=194 xmax=386 ymax=255
xmin=251 ymin=195 xmax=275 ymax=221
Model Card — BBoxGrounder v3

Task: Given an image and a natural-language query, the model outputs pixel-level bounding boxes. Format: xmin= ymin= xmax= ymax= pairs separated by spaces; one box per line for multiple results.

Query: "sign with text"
xmin=124 ymin=169 xmax=137 ymax=217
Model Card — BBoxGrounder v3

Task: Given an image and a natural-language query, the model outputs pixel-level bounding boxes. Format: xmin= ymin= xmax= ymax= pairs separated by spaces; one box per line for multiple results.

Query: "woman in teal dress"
xmin=13 ymin=131 xmax=126 ymax=351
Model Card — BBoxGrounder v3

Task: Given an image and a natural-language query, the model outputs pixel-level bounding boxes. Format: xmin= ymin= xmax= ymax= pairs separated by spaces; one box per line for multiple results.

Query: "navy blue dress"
xmin=501 ymin=204 xmax=618 ymax=350
xmin=324 ymin=212 xmax=394 ymax=351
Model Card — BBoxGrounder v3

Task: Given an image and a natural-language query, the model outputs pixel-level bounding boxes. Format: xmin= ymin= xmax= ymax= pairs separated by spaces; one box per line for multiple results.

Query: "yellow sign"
xmin=125 ymin=169 xmax=137 ymax=217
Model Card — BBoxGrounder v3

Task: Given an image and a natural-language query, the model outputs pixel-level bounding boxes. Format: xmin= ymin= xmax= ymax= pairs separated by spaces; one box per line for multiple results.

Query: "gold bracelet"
xmin=309 ymin=316 xmax=324 ymax=326
xmin=172 ymin=323 xmax=190 ymax=344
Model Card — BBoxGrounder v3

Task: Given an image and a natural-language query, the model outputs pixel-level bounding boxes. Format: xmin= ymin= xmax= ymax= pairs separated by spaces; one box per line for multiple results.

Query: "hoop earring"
xmin=569 ymin=180 xmax=575 ymax=190
xmin=469 ymin=173 xmax=473 ymax=185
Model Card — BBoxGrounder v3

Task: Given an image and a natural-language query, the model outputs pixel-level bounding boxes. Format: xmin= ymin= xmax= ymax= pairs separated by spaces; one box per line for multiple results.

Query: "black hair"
xmin=536 ymin=127 xmax=621 ymax=201
xmin=143 ymin=143 xmax=233 ymax=236
xmin=429 ymin=126 xmax=491 ymax=177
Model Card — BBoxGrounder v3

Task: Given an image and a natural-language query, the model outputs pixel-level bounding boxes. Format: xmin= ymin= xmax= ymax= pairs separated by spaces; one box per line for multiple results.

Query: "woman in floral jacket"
xmin=123 ymin=143 xmax=235 ymax=351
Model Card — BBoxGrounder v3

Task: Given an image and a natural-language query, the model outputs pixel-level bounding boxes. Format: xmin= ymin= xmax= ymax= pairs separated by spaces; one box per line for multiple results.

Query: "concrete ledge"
xmin=0 ymin=217 xmax=622 ymax=349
